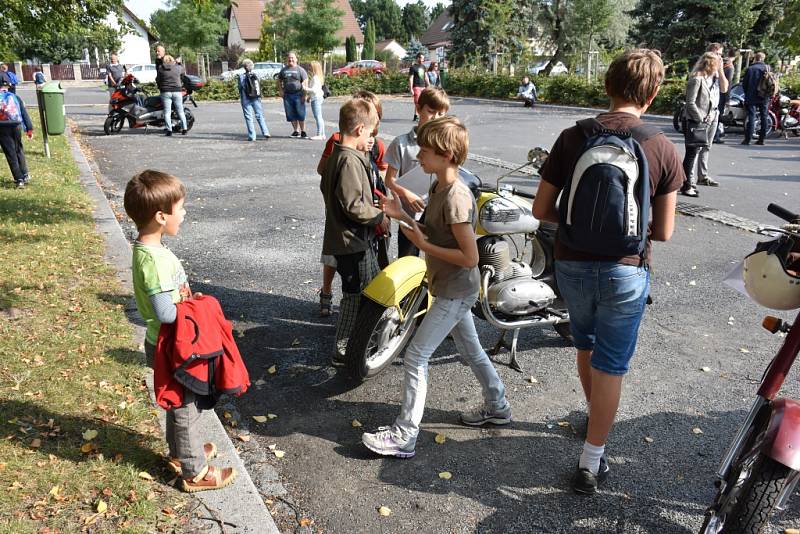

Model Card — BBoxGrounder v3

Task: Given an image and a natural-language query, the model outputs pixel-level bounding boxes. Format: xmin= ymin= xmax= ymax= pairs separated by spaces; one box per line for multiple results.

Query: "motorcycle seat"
xmin=144 ymin=95 xmax=162 ymax=109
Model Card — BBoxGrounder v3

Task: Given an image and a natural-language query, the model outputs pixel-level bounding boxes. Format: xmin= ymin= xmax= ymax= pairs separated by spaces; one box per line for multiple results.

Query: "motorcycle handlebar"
xmin=514 ymin=190 xmax=535 ymax=200
xmin=768 ymin=203 xmax=800 ymax=223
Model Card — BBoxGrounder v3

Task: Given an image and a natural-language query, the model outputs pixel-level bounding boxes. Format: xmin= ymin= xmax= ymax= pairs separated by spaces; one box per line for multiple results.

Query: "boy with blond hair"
xmin=532 ymin=49 xmax=683 ymax=494
xmin=362 ymin=116 xmax=510 ymax=458
xmin=320 ymin=100 xmax=389 ymax=366
xmin=385 ymin=87 xmax=450 ymax=257
xmin=124 ymin=170 xmax=236 ymax=492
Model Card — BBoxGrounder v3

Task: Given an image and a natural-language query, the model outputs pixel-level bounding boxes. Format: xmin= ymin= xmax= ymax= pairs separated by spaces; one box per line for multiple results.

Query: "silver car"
xmin=219 ymin=62 xmax=284 ymax=81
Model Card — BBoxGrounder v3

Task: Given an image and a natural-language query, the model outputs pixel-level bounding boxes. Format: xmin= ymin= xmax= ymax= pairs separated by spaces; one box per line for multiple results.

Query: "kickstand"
xmin=490 ymin=329 xmax=523 ymax=372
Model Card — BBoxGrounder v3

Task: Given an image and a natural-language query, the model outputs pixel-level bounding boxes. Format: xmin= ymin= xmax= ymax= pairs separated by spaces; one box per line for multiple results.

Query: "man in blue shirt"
xmin=741 ymin=52 xmax=769 ymax=145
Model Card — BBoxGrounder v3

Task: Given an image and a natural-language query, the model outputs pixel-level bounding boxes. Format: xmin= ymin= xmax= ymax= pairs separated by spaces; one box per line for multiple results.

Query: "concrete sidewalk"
xmin=65 ymin=122 xmax=279 ymax=534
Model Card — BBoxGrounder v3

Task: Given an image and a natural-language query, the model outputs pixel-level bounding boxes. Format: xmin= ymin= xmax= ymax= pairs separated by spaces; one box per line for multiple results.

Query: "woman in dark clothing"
xmin=156 ymin=55 xmax=187 ymax=136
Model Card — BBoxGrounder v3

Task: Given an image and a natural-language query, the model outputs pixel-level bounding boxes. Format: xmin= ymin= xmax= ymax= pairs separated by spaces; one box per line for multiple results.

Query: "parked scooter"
xmin=779 ymin=97 xmax=800 ymax=138
xmin=699 ymin=203 xmax=800 ymax=533
xmin=344 ymin=148 xmax=570 ymax=381
xmin=103 ymin=73 xmax=203 ymax=135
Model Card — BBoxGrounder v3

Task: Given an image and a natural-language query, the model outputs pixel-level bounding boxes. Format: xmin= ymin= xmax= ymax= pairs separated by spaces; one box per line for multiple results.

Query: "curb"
xmin=65 ymin=123 xmax=279 ymax=534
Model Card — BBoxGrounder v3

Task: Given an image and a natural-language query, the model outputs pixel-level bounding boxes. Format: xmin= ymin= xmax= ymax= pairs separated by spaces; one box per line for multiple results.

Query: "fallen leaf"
xmin=273 ymin=450 xmax=285 ymax=459
xmin=80 ymin=443 xmax=94 ymax=453
xmin=351 ymin=419 xmax=362 ymax=428
xmin=268 ymin=444 xmax=277 ymax=450
xmin=223 ymin=411 xmax=233 ymax=419
xmin=784 ymin=529 xmax=800 ymax=534
xmin=291 ymin=339 xmax=300 ymax=347
xmin=238 ymin=434 xmax=251 ymax=442
xmin=528 ymin=376 xmax=538 ymax=384
xmin=434 ymin=433 xmax=446 ymax=444
xmin=299 ymin=518 xmax=313 ymax=527
xmin=377 ymin=506 xmax=392 ymax=517
xmin=252 ymin=415 xmax=268 ymax=423
xmin=255 ymin=379 xmax=266 ymax=386
xmin=557 ymin=421 xmax=570 ymax=428
xmin=644 ymin=437 xmax=654 ymax=443
xmin=48 ymin=486 xmax=60 ymax=496
xmin=267 ymin=365 xmax=277 ymax=374
xmin=96 ymin=500 xmax=107 ymax=513
xmin=30 ymin=438 xmax=41 ymax=448
xmin=740 ymin=348 xmax=750 ymax=354
xmin=82 ymin=429 xmax=98 ymax=441
xmin=138 ymin=471 xmax=154 ymax=481
xmin=9 ymin=481 xmax=22 ymax=490
xmin=692 ymin=427 xmax=704 ymax=435
xmin=438 ymin=471 xmax=452 ymax=480
xmin=700 ymin=366 xmax=711 ymax=372
xmin=688 ymin=280 xmax=697 ymax=286
xmin=267 ymin=413 xmax=277 ymax=420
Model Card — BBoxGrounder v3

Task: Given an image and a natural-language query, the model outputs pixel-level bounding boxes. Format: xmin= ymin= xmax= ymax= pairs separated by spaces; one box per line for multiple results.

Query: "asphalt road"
xmin=60 ymin=88 xmax=800 ymax=533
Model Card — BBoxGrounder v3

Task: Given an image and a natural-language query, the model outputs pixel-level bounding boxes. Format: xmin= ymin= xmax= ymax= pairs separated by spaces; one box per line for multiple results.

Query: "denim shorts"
xmin=555 ymin=261 xmax=650 ymax=376
xmin=283 ymin=91 xmax=306 ymax=122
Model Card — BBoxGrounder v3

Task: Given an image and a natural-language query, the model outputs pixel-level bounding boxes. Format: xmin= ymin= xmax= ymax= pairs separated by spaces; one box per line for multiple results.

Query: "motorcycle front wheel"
xmin=725 ymin=454 xmax=791 ymax=533
xmin=103 ymin=114 xmax=125 ymax=135
xmin=345 ymin=286 xmax=427 ymax=381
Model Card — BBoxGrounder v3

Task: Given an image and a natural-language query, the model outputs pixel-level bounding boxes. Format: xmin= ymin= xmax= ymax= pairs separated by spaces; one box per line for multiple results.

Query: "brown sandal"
xmin=167 ymin=442 xmax=218 ymax=475
xmin=181 ymin=464 xmax=237 ymax=493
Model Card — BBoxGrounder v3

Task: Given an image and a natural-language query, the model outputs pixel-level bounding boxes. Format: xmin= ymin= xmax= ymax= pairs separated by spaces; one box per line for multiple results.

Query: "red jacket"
xmin=154 ymin=295 xmax=250 ymax=409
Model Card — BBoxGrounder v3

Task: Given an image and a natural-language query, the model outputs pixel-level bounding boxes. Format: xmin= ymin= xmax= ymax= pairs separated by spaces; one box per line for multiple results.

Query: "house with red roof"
xmin=227 ymin=0 xmax=364 ymax=57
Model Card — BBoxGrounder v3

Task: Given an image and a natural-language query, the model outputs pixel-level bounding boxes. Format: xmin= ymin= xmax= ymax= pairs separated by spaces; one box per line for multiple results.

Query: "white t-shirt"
xmin=307 ymin=74 xmax=324 ymax=101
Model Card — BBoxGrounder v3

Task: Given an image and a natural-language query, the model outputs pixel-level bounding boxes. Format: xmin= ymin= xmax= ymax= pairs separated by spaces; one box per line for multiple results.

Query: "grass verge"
xmin=0 ymin=117 xmax=187 ymax=533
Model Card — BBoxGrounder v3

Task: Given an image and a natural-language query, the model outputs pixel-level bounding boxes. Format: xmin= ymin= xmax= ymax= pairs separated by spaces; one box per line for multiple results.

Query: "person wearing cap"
xmin=0 ymin=77 xmax=33 ymax=188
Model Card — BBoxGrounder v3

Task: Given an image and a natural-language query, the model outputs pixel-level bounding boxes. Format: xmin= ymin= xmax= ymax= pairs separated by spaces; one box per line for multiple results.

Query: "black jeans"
xmin=745 ymin=102 xmax=768 ymax=142
xmin=0 ymin=126 xmax=28 ymax=183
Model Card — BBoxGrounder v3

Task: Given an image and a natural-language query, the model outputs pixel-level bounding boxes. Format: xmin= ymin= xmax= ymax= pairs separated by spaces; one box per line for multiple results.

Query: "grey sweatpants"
xmin=145 ymin=341 xmax=206 ymax=479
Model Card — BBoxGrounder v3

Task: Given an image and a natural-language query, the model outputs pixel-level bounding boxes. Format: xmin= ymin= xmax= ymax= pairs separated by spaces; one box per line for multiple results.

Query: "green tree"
xmin=429 ymin=2 xmax=446 ymax=21
xmin=403 ymin=38 xmax=428 ymax=61
xmin=151 ymin=0 xmax=228 ymax=60
xmin=256 ymin=12 xmax=276 ymax=61
xmin=450 ymin=0 xmax=521 ymax=68
xmin=284 ymin=0 xmax=343 ymax=57
xmin=402 ymin=1 xmax=429 ymax=43
xmin=772 ymin=0 xmax=800 ymax=57
xmin=350 ymin=0 xmax=403 ymax=40
xmin=14 ymin=21 xmax=124 ymax=63
xmin=346 ymin=35 xmax=358 ymax=62
xmin=363 ymin=19 xmax=376 ymax=59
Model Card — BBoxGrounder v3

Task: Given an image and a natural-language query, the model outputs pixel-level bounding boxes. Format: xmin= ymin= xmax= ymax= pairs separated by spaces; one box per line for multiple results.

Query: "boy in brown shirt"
xmin=320 ymin=99 xmax=389 ymax=366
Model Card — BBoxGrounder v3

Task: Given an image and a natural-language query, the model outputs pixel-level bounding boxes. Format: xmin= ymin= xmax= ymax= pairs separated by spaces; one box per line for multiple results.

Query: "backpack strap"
xmin=577 ymin=118 xmax=662 ymax=144
xmin=576 ymin=118 xmax=604 ymax=138
xmin=628 ymin=124 xmax=663 ymax=144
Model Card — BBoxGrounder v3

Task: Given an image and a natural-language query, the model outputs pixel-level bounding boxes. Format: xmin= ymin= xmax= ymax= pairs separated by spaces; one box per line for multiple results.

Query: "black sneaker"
xmin=741 ymin=140 xmax=750 ymax=145
xmin=291 ymin=131 xmax=300 ymax=138
xmin=165 ymin=130 xmax=173 ymax=137
xmin=15 ymin=181 xmax=25 ymax=189
xmin=755 ymin=139 xmax=765 ymax=145
xmin=300 ymin=131 xmax=308 ymax=139
xmin=181 ymin=129 xmax=187 ymax=136
xmin=573 ymin=456 xmax=609 ymax=495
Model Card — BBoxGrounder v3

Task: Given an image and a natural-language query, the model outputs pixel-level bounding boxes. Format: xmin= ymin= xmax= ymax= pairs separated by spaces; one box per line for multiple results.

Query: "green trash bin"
xmin=41 ymin=81 xmax=66 ymax=135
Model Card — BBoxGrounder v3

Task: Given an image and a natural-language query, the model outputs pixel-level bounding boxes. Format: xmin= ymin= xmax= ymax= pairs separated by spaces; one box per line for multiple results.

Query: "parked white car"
xmin=219 ymin=62 xmax=284 ymax=81
xmin=528 ymin=61 xmax=568 ymax=76
xmin=127 ymin=64 xmax=158 ymax=84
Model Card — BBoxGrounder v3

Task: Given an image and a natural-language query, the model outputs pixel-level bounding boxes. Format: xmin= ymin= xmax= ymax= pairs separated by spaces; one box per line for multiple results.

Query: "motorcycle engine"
xmin=478 ymin=236 xmax=556 ymax=316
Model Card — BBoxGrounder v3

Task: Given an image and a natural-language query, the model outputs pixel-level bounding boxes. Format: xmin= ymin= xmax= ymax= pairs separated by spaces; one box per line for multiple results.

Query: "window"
xmin=442 ymin=21 xmax=453 ymax=31
xmin=132 ymin=66 xmax=142 ymax=72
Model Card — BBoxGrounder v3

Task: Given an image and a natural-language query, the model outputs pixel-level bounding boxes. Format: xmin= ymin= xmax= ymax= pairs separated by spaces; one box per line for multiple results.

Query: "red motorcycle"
xmin=780 ymin=97 xmax=800 ymax=138
xmin=700 ymin=203 xmax=800 ymax=533
xmin=104 ymin=73 xmax=203 ymax=135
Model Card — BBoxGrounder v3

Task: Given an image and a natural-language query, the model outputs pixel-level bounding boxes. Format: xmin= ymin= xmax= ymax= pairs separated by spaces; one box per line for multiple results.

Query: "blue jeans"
xmin=392 ymin=293 xmax=508 ymax=443
xmin=310 ymin=97 xmax=325 ymax=137
xmin=161 ymin=91 xmax=187 ymax=131
xmin=745 ymin=102 xmax=768 ymax=142
xmin=282 ymin=91 xmax=306 ymax=122
xmin=555 ymin=261 xmax=650 ymax=376
xmin=241 ymin=97 xmax=270 ymax=140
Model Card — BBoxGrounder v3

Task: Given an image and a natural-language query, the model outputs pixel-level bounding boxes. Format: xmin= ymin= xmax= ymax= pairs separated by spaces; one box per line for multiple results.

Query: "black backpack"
xmin=558 ymin=119 xmax=662 ymax=258
xmin=243 ymin=72 xmax=260 ymax=98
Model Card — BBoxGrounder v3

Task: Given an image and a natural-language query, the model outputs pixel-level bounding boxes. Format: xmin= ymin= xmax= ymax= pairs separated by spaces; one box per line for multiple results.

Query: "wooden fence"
xmin=50 ymin=64 xmax=75 ymax=81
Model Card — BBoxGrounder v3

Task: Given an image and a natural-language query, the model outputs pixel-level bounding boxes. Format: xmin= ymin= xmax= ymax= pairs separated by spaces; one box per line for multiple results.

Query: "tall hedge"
xmin=363 ymin=20 xmax=376 ymax=60
xmin=345 ymin=36 xmax=357 ymax=63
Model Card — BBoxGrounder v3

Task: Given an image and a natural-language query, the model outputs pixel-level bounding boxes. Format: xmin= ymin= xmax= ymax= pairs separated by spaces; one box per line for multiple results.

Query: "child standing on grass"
xmin=316 ymin=91 xmax=389 ymax=317
xmin=124 ymin=170 xmax=236 ymax=492
xmin=0 ymin=78 xmax=33 ymax=189
xmin=320 ymin=99 xmax=389 ymax=367
xmin=362 ymin=117 xmax=511 ymax=458
xmin=384 ymin=87 xmax=450 ymax=257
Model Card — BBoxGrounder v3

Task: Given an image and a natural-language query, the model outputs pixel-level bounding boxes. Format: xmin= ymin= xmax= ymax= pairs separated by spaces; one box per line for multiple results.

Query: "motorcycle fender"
xmin=362 ymin=256 xmax=427 ymax=308
xmin=761 ymin=398 xmax=800 ymax=471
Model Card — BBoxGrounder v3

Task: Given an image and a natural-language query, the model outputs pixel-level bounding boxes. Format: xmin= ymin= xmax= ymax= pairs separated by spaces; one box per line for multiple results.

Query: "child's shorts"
xmin=320 ymin=253 xmax=337 ymax=268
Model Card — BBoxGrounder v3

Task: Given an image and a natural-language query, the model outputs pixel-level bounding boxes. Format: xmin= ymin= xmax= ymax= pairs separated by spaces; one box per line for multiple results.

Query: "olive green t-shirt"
xmin=132 ymin=242 xmax=190 ymax=345
xmin=424 ymin=179 xmax=480 ymax=298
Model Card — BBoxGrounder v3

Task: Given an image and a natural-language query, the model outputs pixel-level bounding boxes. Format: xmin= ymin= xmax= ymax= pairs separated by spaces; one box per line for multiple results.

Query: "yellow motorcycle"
xmin=345 ymin=148 xmax=570 ymax=380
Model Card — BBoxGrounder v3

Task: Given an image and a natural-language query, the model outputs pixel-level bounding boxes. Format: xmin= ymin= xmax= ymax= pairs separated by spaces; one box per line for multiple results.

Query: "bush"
xmin=781 ymin=74 xmax=800 ymax=98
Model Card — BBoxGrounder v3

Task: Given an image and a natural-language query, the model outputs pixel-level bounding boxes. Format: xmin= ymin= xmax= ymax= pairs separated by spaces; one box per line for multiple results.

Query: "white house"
xmin=376 ymin=39 xmax=407 ymax=60
xmin=103 ymin=5 xmax=157 ymax=66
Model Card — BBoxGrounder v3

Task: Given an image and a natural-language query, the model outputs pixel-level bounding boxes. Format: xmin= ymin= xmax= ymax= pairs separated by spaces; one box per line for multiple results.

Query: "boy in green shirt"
xmin=124 ymin=170 xmax=236 ymax=492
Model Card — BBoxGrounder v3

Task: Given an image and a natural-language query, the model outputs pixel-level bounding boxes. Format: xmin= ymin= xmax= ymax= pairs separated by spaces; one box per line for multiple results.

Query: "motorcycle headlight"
xmin=480 ymin=197 xmax=521 ymax=223
xmin=780 ymin=95 xmax=790 ymax=105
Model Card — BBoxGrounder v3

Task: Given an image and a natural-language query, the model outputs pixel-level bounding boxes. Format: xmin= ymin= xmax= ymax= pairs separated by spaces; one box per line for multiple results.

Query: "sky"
xmin=128 ymin=0 xmax=450 ymax=24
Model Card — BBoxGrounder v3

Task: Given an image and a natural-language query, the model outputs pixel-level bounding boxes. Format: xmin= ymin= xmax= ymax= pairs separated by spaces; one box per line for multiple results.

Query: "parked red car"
xmin=332 ymin=60 xmax=386 ymax=77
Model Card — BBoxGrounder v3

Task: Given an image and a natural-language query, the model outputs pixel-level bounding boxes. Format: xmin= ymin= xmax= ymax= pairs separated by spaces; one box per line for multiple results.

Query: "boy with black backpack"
xmin=532 ymin=49 xmax=684 ymax=495
xmin=238 ymin=59 xmax=271 ymax=142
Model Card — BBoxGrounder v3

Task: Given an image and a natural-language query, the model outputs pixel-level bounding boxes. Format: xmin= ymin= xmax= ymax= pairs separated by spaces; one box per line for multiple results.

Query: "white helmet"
xmin=743 ymin=237 xmax=800 ymax=310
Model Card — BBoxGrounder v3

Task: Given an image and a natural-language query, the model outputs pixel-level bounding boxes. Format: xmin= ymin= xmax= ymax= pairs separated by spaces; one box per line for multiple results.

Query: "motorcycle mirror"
xmin=527 ymin=147 xmax=549 ymax=167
